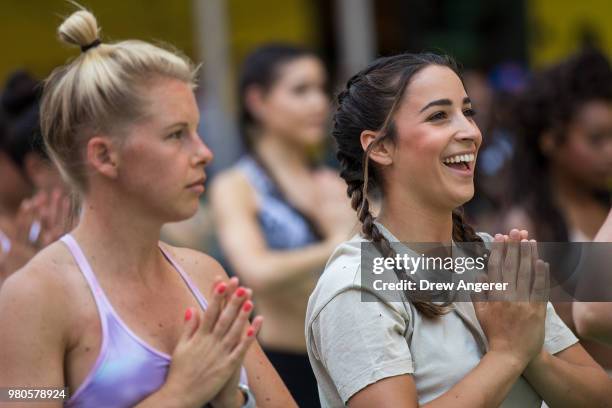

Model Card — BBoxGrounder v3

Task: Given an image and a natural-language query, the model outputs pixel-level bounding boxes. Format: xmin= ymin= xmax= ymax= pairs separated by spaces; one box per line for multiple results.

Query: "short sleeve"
xmin=543 ymin=302 xmax=579 ymax=355
xmin=311 ymin=289 xmax=414 ymax=404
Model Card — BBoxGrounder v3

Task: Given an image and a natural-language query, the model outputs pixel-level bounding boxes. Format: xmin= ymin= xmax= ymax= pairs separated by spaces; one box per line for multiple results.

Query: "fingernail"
xmin=216 ymin=283 xmax=227 ymax=294
xmin=236 ymin=287 xmax=246 ymax=297
xmin=184 ymin=308 xmax=193 ymax=321
xmin=247 ymin=327 xmax=255 ymax=337
xmin=243 ymin=301 xmax=253 ymax=312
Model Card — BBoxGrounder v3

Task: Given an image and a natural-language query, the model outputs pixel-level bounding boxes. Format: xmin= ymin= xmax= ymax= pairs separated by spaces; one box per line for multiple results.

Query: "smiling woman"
xmin=305 ymin=52 xmax=611 ymax=407
xmin=0 ymin=6 xmax=295 ymax=408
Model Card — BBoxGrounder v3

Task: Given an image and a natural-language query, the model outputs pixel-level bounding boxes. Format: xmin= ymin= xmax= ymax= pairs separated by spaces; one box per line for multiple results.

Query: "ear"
xmin=86 ymin=136 xmax=120 ymax=179
xmin=244 ymin=85 xmax=267 ymax=122
xmin=360 ymin=130 xmax=394 ymax=166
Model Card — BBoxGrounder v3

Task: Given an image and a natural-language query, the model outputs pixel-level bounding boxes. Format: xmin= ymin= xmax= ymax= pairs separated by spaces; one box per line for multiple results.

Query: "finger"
xmin=229 ymin=316 xmax=263 ymax=359
xmin=516 ymin=239 xmax=532 ymax=298
xmin=486 ymin=234 xmax=504 ymax=284
xmin=212 ymin=287 xmax=251 ymax=338
xmin=520 ymin=230 xmax=529 ymax=240
xmin=15 ymin=199 xmax=33 ymax=243
xmin=179 ymin=307 xmax=201 ymax=342
xmin=222 ymin=277 xmax=240 ymax=308
xmin=223 ymin=300 xmax=254 ymax=350
xmin=531 ymin=260 xmax=549 ymax=302
xmin=502 ymin=229 xmax=521 ymax=288
xmin=48 ymin=189 xmax=62 ymax=232
xmin=200 ymin=279 xmax=228 ymax=333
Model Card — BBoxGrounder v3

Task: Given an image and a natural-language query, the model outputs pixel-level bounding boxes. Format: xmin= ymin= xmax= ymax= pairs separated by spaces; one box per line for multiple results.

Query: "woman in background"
xmin=0 ymin=70 xmax=70 ymax=282
xmin=211 ymin=44 xmax=354 ymax=406
xmin=505 ymin=48 xmax=612 ymax=372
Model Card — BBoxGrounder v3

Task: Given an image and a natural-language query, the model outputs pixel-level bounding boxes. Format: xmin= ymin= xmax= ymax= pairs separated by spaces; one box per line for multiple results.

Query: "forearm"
xmin=243 ymin=342 xmax=297 ymax=408
xmin=134 ymin=386 xmax=191 ymax=408
xmin=573 ymin=302 xmax=612 ymax=345
xmin=523 ymin=351 xmax=612 ymax=407
xmin=230 ymin=240 xmax=336 ymax=293
xmin=424 ymin=351 xmax=526 ymax=408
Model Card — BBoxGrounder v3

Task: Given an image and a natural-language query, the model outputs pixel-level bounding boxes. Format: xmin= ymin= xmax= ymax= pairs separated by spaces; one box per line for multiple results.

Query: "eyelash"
xmin=168 ymin=129 xmax=185 ymax=140
xmin=427 ymin=108 xmax=477 ymax=122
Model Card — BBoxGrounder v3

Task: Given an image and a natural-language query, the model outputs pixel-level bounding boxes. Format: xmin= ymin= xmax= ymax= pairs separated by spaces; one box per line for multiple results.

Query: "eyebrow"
xmin=163 ymin=122 xmax=189 ymax=131
xmin=419 ymin=97 xmax=471 ymax=113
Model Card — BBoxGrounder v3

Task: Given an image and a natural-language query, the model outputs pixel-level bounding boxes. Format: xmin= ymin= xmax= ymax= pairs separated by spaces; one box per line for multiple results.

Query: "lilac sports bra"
xmin=61 ymin=234 xmax=247 ymax=407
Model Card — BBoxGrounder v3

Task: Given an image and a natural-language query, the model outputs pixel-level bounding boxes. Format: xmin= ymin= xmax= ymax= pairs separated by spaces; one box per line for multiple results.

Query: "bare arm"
xmin=348 ymin=351 xmax=526 ymax=408
xmin=572 ymin=208 xmax=612 ymax=344
xmin=522 ymin=344 xmax=611 ymax=407
xmin=0 ymin=265 xmax=68 ymax=408
xmin=163 ymin=246 xmax=297 ymax=408
xmin=210 ymin=171 xmax=339 ymax=293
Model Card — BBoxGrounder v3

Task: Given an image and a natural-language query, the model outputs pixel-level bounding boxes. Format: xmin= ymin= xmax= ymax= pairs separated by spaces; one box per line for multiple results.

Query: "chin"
xmin=448 ymin=186 xmax=475 ymax=207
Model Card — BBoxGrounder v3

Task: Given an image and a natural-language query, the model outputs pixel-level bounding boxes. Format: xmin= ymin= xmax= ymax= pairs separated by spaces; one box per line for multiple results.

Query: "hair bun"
xmin=58 ymin=9 xmax=100 ymax=50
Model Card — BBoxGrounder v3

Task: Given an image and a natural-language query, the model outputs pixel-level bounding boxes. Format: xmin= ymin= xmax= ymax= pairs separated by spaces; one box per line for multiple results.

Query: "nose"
xmin=191 ymin=132 xmax=214 ymax=167
xmin=454 ymin=113 xmax=482 ymax=146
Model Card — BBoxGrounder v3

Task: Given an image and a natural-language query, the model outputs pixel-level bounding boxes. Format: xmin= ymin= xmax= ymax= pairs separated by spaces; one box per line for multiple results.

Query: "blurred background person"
xmin=503 ymin=48 xmax=612 ymax=373
xmin=210 ymin=44 xmax=355 ymax=406
xmin=0 ymin=70 xmax=71 ymax=282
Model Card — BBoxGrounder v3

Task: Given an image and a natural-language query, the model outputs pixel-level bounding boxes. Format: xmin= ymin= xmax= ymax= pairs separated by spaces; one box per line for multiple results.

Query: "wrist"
xmin=524 ymin=349 xmax=550 ymax=376
xmin=485 ymin=349 xmax=529 ymax=374
xmin=210 ymin=388 xmax=244 ymax=408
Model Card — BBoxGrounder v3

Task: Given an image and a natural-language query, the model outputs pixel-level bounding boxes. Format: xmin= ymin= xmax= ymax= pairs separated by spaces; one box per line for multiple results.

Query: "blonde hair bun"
xmin=58 ymin=9 xmax=100 ymax=50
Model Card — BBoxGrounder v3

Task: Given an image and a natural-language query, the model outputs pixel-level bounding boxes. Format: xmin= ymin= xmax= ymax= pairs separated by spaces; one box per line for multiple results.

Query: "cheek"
xmin=396 ymin=128 xmax=444 ymax=175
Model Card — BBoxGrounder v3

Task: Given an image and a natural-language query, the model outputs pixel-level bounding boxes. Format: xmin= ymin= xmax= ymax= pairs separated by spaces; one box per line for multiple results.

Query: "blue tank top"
xmin=236 ymin=155 xmax=319 ymax=249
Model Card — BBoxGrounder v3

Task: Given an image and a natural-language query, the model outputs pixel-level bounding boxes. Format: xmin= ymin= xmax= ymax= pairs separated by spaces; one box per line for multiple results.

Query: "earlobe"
xmin=87 ymin=136 xmax=119 ymax=179
xmin=360 ymin=130 xmax=393 ymax=166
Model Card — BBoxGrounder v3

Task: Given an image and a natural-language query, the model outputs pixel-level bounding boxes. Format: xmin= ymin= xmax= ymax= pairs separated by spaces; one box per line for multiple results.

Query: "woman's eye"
xmin=168 ymin=130 xmax=184 ymax=140
xmin=428 ymin=111 xmax=447 ymax=121
xmin=463 ymin=108 xmax=477 ymax=117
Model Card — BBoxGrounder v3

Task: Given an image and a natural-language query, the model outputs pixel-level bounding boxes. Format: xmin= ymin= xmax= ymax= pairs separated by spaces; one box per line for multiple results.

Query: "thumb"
xmin=179 ymin=307 xmax=200 ymax=343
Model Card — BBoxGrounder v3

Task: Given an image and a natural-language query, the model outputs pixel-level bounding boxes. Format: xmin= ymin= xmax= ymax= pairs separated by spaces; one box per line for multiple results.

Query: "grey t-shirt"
xmin=305 ymin=226 xmax=578 ymax=407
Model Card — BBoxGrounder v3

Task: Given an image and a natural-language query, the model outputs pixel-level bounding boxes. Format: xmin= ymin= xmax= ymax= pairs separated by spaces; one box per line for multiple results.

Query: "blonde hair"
xmin=40 ymin=7 xmax=198 ymax=192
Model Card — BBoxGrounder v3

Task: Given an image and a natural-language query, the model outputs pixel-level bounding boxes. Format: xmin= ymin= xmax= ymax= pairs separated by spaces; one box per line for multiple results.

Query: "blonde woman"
xmin=0 ymin=8 xmax=294 ymax=408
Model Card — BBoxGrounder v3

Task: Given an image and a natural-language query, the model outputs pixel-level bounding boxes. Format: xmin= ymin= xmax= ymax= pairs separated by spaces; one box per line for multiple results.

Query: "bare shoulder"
xmin=0 ymin=240 xmax=79 ymax=337
xmin=160 ymin=244 xmax=230 ymax=296
xmin=209 ymin=168 xmax=256 ymax=210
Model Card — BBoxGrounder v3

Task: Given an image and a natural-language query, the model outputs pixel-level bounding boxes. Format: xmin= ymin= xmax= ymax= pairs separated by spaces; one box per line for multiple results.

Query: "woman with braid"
xmin=305 ymin=53 xmax=611 ymax=407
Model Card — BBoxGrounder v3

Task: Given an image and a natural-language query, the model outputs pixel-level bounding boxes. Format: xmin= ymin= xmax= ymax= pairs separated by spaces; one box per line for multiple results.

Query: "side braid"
xmin=348 ymin=151 xmax=449 ymax=318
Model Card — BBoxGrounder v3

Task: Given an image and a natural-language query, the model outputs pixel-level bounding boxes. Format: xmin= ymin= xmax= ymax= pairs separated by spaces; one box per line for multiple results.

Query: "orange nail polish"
xmin=185 ymin=308 xmax=193 ymax=321
xmin=243 ymin=301 xmax=253 ymax=312
xmin=247 ymin=327 xmax=255 ymax=337
xmin=236 ymin=287 xmax=246 ymax=297
xmin=216 ymin=283 xmax=227 ymax=294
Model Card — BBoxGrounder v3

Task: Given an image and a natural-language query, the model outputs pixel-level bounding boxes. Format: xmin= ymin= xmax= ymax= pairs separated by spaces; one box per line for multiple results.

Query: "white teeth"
xmin=443 ymin=153 xmax=475 ymax=164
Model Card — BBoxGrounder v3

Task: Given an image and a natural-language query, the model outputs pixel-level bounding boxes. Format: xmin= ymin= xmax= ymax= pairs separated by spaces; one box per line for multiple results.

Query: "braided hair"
xmin=333 ymin=53 xmax=484 ymax=318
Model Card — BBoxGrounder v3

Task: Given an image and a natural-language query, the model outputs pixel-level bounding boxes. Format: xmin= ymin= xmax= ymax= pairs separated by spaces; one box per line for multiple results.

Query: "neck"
xmin=253 ymin=130 xmax=309 ymax=172
xmin=377 ymin=188 xmax=453 ymax=243
xmin=70 ymin=188 xmax=165 ymax=283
